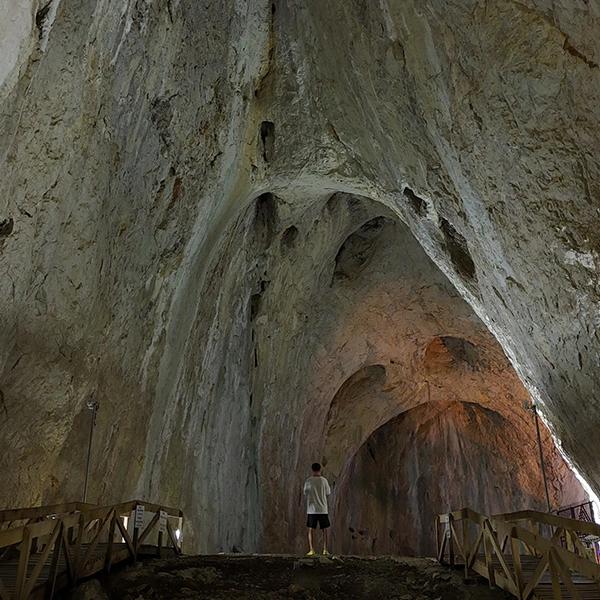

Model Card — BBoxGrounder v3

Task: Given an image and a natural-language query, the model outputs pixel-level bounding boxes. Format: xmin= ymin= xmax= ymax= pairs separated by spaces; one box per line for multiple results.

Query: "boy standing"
xmin=303 ymin=462 xmax=331 ymax=556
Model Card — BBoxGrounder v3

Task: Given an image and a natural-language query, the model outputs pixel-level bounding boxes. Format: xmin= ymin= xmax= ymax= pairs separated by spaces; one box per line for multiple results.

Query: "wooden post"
xmin=448 ymin=514 xmax=455 ymax=567
xmin=549 ymin=550 xmax=562 ymax=599
xmin=73 ymin=512 xmax=85 ymax=582
xmin=15 ymin=527 xmax=32 ymax=599
xmin=47 ymin=522 xmax=63 ymax=600
xmin=67 ymin=525 xmax=75 ymax=545
xmin=132 ymin=524 xmax=140 ymax=560
xmin=435 ymin=517 xmax=440 ymax=562
xmin=483 ymin=525 xmax=496 ymax=588
xmin=511 ymin=534 xmax=524 ymax=600
xmin=462 ymin=518 xmax=470 ymax=579
xmin=105 ymin=511 xmax=116 ymax=573
xmin=30 ymin=517 xmax=40 ymax=554
xmin=178 ymin=516 xmax=183 ymax=553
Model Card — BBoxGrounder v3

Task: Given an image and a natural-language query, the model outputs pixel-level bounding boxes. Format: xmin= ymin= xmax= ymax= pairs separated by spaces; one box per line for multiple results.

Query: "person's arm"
xmin=303 ymin=480 xmax=309 ymax=496
xmin=325 ymin=478 xmax=331 ymax=495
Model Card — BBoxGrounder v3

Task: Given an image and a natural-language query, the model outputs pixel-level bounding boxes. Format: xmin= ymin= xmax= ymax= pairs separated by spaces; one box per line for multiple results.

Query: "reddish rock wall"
xmin=335 ymin=400 xmax=585 ymax=556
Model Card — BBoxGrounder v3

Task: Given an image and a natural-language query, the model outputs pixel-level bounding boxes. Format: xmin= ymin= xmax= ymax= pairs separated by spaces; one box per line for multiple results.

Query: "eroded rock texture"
xmin=0 ymin=0 xmax=598 ymax=554
xmin=337 ymin=401 xmax=583 ymax=556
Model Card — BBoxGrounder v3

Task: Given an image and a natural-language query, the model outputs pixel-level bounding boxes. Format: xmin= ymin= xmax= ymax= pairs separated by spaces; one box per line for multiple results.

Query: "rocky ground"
xmin=71 ymin=554 xmax=512 ymax=600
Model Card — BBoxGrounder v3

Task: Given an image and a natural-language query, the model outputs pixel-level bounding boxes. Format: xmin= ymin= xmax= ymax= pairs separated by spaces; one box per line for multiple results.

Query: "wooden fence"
xmin=437 ymin=507 xmax=600 ymax=599
xmin=0 ymin=499 xmax=183 ymax=600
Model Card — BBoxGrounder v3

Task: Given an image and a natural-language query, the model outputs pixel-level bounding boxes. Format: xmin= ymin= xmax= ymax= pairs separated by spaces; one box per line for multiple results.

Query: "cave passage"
xmin=2 ymin=1 xmax=600 ymax=584
xmin=182 ymin=191 xmax=586 ymax=554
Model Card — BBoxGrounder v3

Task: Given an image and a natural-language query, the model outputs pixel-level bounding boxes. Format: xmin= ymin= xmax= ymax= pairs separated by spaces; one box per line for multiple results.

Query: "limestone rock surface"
xmin=0 ymin=0 xmax=599 ymax=554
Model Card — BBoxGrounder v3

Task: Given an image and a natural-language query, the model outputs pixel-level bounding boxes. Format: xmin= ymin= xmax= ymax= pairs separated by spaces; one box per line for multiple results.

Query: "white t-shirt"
xmin=303 ymin=475 xmax=331 ymax=514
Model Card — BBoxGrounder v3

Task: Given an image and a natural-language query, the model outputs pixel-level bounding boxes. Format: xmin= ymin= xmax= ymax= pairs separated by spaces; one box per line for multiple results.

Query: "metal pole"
xmin=83 ymin=400 xmax=98 ymax=503
xmin=533 ymin=404 xmax=552 ymax=513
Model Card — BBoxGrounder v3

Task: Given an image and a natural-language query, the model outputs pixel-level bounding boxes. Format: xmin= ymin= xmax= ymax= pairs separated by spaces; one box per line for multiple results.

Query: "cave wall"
xmin=336 ymin=401 xmax=584 ymax=557
xmin=0 ymin=0 xmax=599 ymax=554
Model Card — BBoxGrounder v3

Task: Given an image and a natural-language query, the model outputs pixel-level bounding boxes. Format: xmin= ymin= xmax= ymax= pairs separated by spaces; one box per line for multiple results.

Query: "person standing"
xmin=303 ymin=462 xmax=331 ymax=556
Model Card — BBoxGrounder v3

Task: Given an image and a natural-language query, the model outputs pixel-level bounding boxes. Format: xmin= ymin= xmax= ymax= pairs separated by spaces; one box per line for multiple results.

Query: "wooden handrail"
xmin=0 ymin=498 xmax=184 ymax=599
xmin=0 ymin=502 xmax=94 ymax=523
xmin=439 ymin=507 xmax=600 ymax=540
xmin=496 ymin=509 xmax=600 ymax=538
xmin=437 ymin=506 xmax=600 ymax=600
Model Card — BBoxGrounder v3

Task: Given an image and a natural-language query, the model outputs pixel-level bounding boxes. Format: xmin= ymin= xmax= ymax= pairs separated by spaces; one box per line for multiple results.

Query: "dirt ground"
xmin=94 ymin=554 xmax=513 ymax=600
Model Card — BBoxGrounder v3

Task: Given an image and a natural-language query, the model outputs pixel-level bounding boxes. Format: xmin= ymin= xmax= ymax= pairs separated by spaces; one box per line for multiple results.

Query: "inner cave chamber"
xmin=166 ymin=190 xmax=586 ymax=554
xmin=2 ymin=0 xmax=600 ymax=573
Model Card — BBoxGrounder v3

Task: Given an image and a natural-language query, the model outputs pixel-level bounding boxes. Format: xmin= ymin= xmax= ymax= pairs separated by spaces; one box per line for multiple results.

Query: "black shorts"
xmin=307 ymin=514 xmax=330 ymax=529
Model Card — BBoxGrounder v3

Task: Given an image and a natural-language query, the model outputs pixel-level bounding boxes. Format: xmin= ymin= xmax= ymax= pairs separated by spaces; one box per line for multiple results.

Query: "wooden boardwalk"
xmin=0 ymin=500 xmax=183 ymax=600
xmin=437 ymin=507 xmax=600 ymax=599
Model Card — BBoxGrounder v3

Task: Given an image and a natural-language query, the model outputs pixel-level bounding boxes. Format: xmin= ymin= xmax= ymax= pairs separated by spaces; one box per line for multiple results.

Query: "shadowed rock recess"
xmin=0 ymin=0 xmax=598 ymax=557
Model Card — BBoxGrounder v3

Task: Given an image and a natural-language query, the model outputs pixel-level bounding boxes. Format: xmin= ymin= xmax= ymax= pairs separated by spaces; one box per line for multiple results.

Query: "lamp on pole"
xmin=83 ymin=398 xmax=99 ymax=503
xmin=526 ymin=401 xmax=552 ymax=513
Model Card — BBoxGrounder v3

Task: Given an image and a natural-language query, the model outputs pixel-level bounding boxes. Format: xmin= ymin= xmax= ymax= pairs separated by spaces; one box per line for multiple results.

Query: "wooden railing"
xmin=0 ymin=499 xmax=183 ymax=600
xmin=436 ymin=507 xmax=600 ymax=599
xmin=555 ymin=501 xmax=596 ymax=525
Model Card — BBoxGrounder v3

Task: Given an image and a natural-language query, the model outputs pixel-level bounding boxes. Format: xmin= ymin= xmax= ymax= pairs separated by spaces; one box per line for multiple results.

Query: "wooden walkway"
xmin=0 ymin=500 xmax=183 ymax=600
xmin=437 ymin=507 xmax=600 ymax=599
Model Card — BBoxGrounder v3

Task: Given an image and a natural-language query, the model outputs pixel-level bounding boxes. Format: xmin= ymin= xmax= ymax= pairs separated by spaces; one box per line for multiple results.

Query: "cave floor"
xmin=102 ymin=554 xmax=513 ymax=599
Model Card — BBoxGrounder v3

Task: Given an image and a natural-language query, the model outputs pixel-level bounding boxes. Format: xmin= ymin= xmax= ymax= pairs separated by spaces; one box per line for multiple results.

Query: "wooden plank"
xmin=0 ymin=514 xmax=77 ymax=551
xmin=166 ymin=521 xmax=180 ymax=555
xmin=485 ymin=521 xmax=516 ymax=589
xmin=78 ymin=511 xmax=112 ymax=575
xmin=25 ymin=520 xmax=56 ymax=539
xmin=14 ymin=527 xmax=31 ymax=599
xmin=491 ymin=570 xmax=519 ymax=598
xmin=76 ymin=500 xmax=179 ymax=521
xmin=450 ymin=522 xmax=467 ymax=563
xmin=0 ymin=499 xmax=184 ymax=600
xmin=467 ymin=528 xmax=484 ymax=570
xmin=105 ymin=512 xmax=116 ymax=573
xmin=23 ymin=521 xmax=61 ymax=598
xmin=437 ymin=529 xmax=447 ymax=563
xmin=483 ymin=529 xmax=496 ymax=588
xmin=472 ymin=558 xmax=490 ymax=581
xmin=522 ymin=552 xmax=549 ymax=600
xmin=0 ymin=528 xmax=23 ymax=550
xmin=0 ymin=503 xmax=91 ymax=524
xmin=47 ymin=523 xmax=64 ymax=600
xmin=515 ymin=526 xmax=600 ymax=583
xmin=61 ymin=526 xmax=75 ymax=583
xmin=115 ymin=517 xmax=136 ymax=561
xmin=461 ymin=518 xmax=470 ymax=579
xmin=511 ymin=535 xmax=524 ymax=600
xmin=72 ymin=512 xmax=85 ymax=582
xmin=549 ymin=550 xmax=563 ymax=599
xmin=448 ymin=515 xmax=455 ymax=566
xmin=137 ymin=512 xmax=160 ymax=547
xmin=497 ymin=510 xmax=600 ymax=539
xmin=78 ymin=503 xmax=135 ymax=522
xmin=551 ymin=547 xmax=583 ymax=600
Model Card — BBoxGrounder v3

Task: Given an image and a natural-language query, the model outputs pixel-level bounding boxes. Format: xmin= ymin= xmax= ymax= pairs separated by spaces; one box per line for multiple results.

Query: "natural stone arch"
xmin=335 ymin=399 xmax=584 ymax=556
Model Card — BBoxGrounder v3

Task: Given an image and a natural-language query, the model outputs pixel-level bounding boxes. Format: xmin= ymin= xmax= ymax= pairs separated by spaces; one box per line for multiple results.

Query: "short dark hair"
xmin=311 ymin=462 xmax=321 ymax=472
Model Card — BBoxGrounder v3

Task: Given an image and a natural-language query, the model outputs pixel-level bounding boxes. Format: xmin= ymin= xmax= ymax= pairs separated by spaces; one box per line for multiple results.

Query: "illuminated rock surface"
xmin=0 ymin=0 xmax=597 ymax=554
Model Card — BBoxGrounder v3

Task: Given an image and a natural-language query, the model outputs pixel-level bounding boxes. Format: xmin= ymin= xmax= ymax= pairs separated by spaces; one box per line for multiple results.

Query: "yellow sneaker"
xmin=306 ymin=550 xmax=316 ymax=557
xmin=322 ymin=549 xmax=330 ymax=556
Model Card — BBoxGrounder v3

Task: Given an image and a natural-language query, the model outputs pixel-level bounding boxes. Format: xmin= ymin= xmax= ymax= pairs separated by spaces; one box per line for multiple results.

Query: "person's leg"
xmin=307 ymin=527 xmax=314 ymax=553
xmin=319 ymin=514 xmax=331 ymax=555
xmin=306 ymin=515 xmax=316 ymax=555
